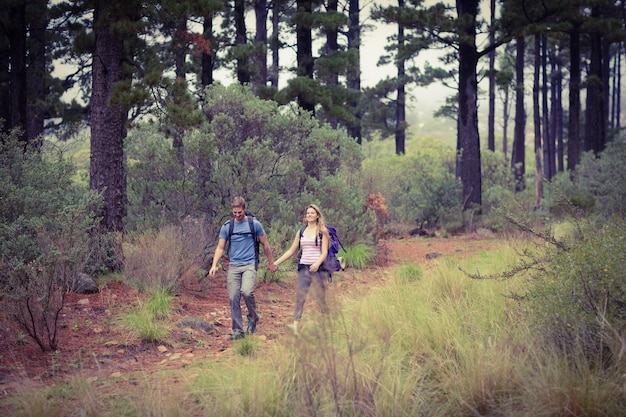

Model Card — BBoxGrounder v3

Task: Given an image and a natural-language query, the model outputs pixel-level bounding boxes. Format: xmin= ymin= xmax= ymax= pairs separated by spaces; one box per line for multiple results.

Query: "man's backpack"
xmin=299 ymin=225 xmax=346 ymax=281
xmin=224 ymin=210 xmax=260 ymax=270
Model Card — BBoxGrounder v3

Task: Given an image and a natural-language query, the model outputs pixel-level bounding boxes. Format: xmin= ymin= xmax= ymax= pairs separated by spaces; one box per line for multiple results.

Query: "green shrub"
xmin=0 ymin=133 xmax=102 ymax=351
xmin=544 ymin=138 xmax=626 ymax=219
xmin=145 ymin=288 xmax=173 ymax=321
xmin=233 ymin=336 xmax=260 ymax=357
xmin=342 ymin=243 xmax=375 ymax=269
xmin=395 ymin=261 xmax=424 ymax=283
xmin=122 ymin=289 xmax=173 ymax=343
xmin=523 ymin=218 xmax=626 ymax=366
xmin=360 ymin=137 xmax=462 ymax=229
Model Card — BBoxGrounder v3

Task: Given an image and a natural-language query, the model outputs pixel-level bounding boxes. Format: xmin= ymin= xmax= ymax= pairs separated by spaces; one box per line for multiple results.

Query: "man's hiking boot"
xmin=246 ymin=319 xmax=257 ymax=335
xmin=230 ymin=332 xmax=244 ymax=341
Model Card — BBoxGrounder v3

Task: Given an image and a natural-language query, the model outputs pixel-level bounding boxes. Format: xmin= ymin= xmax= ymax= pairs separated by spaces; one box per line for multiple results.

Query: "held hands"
xmin=268 ymin=263 xmax=278 ymax=273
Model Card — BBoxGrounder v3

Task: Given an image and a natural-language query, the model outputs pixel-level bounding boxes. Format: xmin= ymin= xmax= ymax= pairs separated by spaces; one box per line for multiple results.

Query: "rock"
xmin=177 ymin=317 xmax=215 ymax=333
xmin=71 ymin=273 xmax=99 ymax=294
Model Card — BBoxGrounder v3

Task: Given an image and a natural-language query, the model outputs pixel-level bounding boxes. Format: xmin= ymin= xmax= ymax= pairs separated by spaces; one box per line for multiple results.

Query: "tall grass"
xmin=5 ymin=238 xmax=626 ymax=416
xmin=122 ymin=225 xmax=186 ymax=293
xmin=341 ymin=242 xmax=374 ymax=269
xmin=122 ymin=289 xmax=173 ymax=342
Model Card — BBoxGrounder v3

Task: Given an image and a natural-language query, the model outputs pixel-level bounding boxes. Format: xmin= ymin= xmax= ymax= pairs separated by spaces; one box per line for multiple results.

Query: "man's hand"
xmin=268 ymin=263 xmax=278 ymax=273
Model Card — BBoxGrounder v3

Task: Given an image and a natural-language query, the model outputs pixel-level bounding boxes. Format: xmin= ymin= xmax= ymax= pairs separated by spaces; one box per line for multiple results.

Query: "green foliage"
xmin=360 ymin=137 xmax=462 ymax=228
xmin=395 ymin=261 xmax=424 ymax=283
xmin=232 ymin=336 xmax=260 ymax=357
xmin=544 ymin=139 xmax=626 ymax=219
xmin=145 ymin=288 xmax=173 ymax=321
xmin=302 ymin=174 xmax=377 ymax=245
xmin=523 ymin=218 xmax=626 ymax=364
xmin=126 ymin=84 xmax=366 ymax=236
xmin=480 ymin=149 xmax=520 ymax=231
xmin=0 ymin=133 xmax=102 ymax=351
xmin=122 ymin=289 xmax=173 ymax=343
xmin=341 ymin=242 xmax=374 ymax=269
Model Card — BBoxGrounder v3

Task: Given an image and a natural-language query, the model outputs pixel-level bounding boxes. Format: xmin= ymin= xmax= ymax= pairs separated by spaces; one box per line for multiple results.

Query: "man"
xmin=209 ymin=197 xmax=277 ymax=340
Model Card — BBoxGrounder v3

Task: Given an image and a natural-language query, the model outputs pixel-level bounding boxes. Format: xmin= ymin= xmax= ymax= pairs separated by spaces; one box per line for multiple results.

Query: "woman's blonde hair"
xmin=303 ymin=204 xmax=328 ymax=234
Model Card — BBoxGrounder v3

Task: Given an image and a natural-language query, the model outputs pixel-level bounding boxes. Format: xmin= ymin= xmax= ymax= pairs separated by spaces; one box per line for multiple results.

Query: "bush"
xmin=125 ymin=84 xmax=369 ymax=249
xmin=123 ymin=226 xmax=186 ymax=293
xmin=0 ymin=133 xmax=101 ymax=351
xmin=522 ymin=218 xmax=626 ymax=367
xmin=545 ymin=138 xmax=626 ymax=219
xmin=342 ymin=242 xmax=375 ymax=269
xmin=359 ymin=137 xmax=462 ymax=229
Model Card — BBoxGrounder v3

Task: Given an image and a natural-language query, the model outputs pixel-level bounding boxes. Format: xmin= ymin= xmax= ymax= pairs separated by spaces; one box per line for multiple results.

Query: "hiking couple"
xmin=208 ymin=197 xmax=330 ymax=340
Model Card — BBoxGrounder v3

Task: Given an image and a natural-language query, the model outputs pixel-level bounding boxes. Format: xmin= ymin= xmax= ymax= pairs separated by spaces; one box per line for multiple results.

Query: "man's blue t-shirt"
xmin=219 ymin=217 xmax=265 ymax=265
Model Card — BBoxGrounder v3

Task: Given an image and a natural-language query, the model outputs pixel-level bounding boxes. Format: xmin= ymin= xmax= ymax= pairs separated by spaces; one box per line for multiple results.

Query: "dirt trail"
xmin=0 ymin=233 xmax=499 ymax=393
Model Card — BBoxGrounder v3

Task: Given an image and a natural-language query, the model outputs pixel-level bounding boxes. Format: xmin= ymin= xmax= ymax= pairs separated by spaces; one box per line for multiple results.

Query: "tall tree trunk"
xmin=616 ymin=43 xmax=622 ymax=130
xmin=253 ymin=0 xmax=268 ymax=91
xmin=568 ymin=24 xmax=581 ymax=171
xmin=611 ymin=45 xmax=620 ymax=130
xmin=541 ymin=33 xmax=551 ymax=181
xmin=269 ymin=0 xmax=282 ymax=88
xmin=296 ymin=0 xmax=315 ymax=113
xmin=201 ymin=14 xmax=214 ymax=87
xmin=234 ymin=0 xmax=250 ymax=84
xmin=456 ymin=0 xmax=482 ymax=212
xmin=487 ymin=0 xmax=496 ymax=152
xmin=172 ymin=18 xmax=187 ymax=165
xmin=549 ymin=48 xmax=561 ymax=176
xmin=556 ymin=63 xmax=564 ymax=173
xmin=533 ymin=33 xmax=543 ymax=209
xmin=584 ymin=8 xmax=606 ymax=155
xmin=0 ymin=39 xmax=9 ymax=130
xmin=325 ymin=0 xmax=339 ymax=128
xmin=502 ymin=85 xmax=509 ymax=156
xmin=512 ymin=36 xmax=526 ymax=192
xmin=25 ymin=0 xmax=47 ymax=146
xmin=346 ymin=0 xmax=361 ymax=144
xmin=90 ymin=0 xmax=129 ymax=232
xmin=7 ymin=2 xmax=27 ymax=141
xmin=395 ymin=0 xmax=406 ymax=155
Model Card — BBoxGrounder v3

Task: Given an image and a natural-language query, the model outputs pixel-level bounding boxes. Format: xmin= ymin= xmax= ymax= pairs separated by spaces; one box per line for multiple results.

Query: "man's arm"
xmin=208 ymin=238 xmax=226 ymax=277
xmin=258 ymin=233 xmax=276 ymax=271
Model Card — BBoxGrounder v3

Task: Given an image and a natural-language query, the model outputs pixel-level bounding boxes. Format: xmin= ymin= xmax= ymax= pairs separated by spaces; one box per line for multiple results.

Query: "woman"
xmin=274 ymin=204 xmax=330 ymax=334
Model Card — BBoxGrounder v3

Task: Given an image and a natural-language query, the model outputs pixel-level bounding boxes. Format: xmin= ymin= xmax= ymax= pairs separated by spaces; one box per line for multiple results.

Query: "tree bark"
xmin=234 ymin=0 xmax=250 ymax=84
xmin=584 ymin=7 xmax=606 ymax=155
xmin=456 ymin=0 xmax=482 ymax=212
xmin=512 ymin=36 xmax=526 ymax=192
xmin=25 ymin=0 xmax=47 ymax=145
xmin=90 ymin=0 xmax=129 ymax=232
xmin=487 ymin=0 xmax=496 ymax=152
xmin=201 ymin=14 xmax=214 ymax=87
xmin=395 ymin=0 xmax=406 ymax=155
xmin=568 ymin=24 xmax=581 ymax=171
xmin=346 ymin=0 xmax=362 ymax=144
xmin=533 ymin=33 xmax=543 ymax=209
xmin=7 ymin=2 xmax=27 ymax=140
xmin=296 ymin=0 xmax=315 ymax=113
xmin=253 ymin=0 xmax=268 ymax=91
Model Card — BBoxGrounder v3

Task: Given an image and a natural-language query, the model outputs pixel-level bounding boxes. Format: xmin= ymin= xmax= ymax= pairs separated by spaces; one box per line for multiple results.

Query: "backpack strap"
xmin=249 ymin=216 xmax=259 ymax=270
